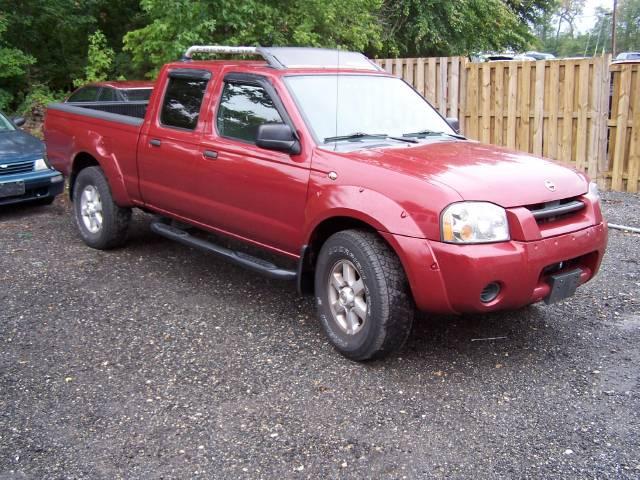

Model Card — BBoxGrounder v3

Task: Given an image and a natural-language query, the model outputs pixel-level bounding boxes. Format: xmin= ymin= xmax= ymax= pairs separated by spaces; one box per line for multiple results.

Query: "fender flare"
xmin=303 ymin=185 xmax=426 ymax=242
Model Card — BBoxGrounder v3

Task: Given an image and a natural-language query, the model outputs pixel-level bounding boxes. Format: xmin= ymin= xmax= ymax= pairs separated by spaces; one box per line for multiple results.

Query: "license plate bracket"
xmin=545 ymin=268 xmax=582 ymax=304
xmin=0 ymin=181 xmax=26 ymax=198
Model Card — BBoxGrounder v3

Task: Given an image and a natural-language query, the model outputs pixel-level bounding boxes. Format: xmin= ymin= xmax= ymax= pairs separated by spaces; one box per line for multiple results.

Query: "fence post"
xmin=597 ymin=55 xmax=612 ymax=187
xmin=533 ymin=61 xmax=545 ymax=156
xmin=628 ymin=65 xmax=640 ymax=193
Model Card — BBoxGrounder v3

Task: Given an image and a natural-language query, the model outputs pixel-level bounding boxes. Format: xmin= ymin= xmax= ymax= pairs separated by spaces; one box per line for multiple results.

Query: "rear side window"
xmin=160 ymin=76 xmax=209 ymax=130
xmin=124 ymin=88 xmax=152 ymax=101
xmin=98 ymin=87 xmax=117 ymax=101
xmin=67 ymin=86 xmax=99 ymax=102
xmin=217 ymin=82 xmax=284 ymax=143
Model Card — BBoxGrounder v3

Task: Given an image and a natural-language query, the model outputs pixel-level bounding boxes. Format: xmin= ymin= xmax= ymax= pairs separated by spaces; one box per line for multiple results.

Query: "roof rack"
xmin=181 ymin=45 xmax=383 ymax=71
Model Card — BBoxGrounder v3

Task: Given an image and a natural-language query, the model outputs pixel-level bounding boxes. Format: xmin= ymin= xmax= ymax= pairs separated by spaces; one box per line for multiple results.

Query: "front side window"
xmin=67 ymin=86 xmax=100 ymax=102
xmin=216 ymin=82 xmax=284 ymax=143
xmin=284 ymin=75 xmax=454 ymax=145
xmin=160 ymin=76 xmax=209 ymax=130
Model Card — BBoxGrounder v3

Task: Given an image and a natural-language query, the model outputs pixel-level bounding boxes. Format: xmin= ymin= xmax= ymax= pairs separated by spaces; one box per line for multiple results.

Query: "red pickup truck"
xmin=44 ymin=46 xmax=607 ymax=361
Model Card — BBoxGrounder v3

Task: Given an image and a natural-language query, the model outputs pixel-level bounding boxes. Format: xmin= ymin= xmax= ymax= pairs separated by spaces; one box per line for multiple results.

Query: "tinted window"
xmin=124 ymin=88 xmax=152 ymax=101
xmin=217 ymin=83 xmax=284 ymax=143
xmin=98 ymin=87 xmax=117 ymax=101
xmin=67 ymin=86 xmax=100 ymax=102
xmin=160 ymin=77 xmax=208 ymax=130
xmin=0 ymin=112 xmax=15 ymax=131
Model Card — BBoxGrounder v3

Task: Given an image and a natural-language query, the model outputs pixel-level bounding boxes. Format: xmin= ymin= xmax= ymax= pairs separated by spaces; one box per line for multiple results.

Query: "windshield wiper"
xmin=402 ymin=129 xmax=466 ymax=140
xmin=324 ymin=132 xmax=387 ymax=143
xmin=324 ymin=132 xmax=418 ymax=144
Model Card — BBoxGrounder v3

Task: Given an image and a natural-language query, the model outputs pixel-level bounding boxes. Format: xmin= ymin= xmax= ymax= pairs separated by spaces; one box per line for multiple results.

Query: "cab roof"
xmin=91 ymin=80 xmax=154 ymax=89
xmin=164 ymin=59 xmax=391 ymax=78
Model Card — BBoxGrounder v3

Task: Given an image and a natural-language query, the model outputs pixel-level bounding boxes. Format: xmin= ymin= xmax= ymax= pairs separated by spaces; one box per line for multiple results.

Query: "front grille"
xmin=0 ymin=160 xmax=34 ymax=176
xmin=526 ymin=197 xmax=585 ymax=223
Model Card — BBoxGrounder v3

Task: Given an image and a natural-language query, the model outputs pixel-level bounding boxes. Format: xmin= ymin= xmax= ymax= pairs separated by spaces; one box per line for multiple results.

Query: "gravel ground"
xmin=1 ymin=191 xmax=639 ymax=479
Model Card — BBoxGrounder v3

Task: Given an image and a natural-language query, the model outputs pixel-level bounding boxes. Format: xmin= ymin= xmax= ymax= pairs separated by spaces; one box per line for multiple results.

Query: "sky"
xmin=576 ymin=0 xmax=612 ymax=33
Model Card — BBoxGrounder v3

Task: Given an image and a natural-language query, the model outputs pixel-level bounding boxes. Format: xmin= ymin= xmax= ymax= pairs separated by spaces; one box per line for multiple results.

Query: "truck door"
xmin=137 ymin=68 xmax=215 ymax=220
xmin=196 ymin=73 xmax=310 ymax=255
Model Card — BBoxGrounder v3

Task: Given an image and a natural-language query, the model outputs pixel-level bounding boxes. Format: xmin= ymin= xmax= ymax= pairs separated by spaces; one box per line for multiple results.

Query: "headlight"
xmin=441 ymin=202 xmax=509 ymax=244
xmin=34 ymin=158 xmax=51 ymax=171
xmin=587 ymin=181 xmax=600 ymax=201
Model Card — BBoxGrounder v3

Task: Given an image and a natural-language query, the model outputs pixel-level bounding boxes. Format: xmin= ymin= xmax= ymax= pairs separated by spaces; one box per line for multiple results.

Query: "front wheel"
xmin=314 ymin=230 xmax=414 ymax=361
xmin=73 ymin=166 xmax=131 ymax=249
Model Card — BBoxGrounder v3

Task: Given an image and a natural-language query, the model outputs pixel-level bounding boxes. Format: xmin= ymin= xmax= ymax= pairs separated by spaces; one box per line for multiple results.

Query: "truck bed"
xmin=69 ymin=101 xmax=148 ymax=119
xmin=45 ymin=102 xmax=145 ymax=204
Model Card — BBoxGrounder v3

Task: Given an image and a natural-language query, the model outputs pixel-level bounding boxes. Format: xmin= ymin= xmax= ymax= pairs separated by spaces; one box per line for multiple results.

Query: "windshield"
xmin=284 ymin=75 xmax=454 ymax=145
xmin=0 ymin=112 xmax=16 ymax=132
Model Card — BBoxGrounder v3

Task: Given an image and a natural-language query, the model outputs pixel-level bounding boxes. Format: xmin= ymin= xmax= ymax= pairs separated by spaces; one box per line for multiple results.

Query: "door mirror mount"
xmin=256 ymin=123 xmax=300 ymax=155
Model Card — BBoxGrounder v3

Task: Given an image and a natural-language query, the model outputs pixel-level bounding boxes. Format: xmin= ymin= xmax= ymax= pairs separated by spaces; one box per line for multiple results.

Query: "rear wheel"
xmin=73 ymin=166 xmax=131 ymax=249
xmin=314 ymin=229 xmax=414 ymax=361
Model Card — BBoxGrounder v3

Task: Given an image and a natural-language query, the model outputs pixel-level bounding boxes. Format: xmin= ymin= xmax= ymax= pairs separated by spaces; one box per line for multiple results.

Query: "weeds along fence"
xmin=375 ymin=56 xmax=639 ymax=193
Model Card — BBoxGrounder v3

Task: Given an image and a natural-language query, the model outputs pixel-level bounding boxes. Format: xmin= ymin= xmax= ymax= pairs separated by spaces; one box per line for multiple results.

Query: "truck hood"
xmin=0 ymin=130 xmax=44 ymax=161
xmin=346 ymin=140 xmax=588 ymax=208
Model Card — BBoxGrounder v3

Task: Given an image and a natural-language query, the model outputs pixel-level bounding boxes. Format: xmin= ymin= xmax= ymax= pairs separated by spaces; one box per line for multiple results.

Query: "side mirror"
xmin=446 ymin=117 xmax=460 ymax=134
xmin=256 ymin=123 xmax=300 ymax=155
xmin=12 ymin=117 xmax=26 ymax=127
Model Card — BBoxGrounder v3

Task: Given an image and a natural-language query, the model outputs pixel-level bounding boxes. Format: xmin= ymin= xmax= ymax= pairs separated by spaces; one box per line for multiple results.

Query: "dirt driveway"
xmin=1 ymin=193 xmax=638 ymax=479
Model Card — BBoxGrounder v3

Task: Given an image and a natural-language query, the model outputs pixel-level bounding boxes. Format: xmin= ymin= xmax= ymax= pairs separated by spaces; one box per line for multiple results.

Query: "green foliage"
xmin=0 ymin=89 xmax=13 ymax=111
xmin=0 ymin=15 xmax=35 ymax=111
xmin=16 ymin=84 xmax=65 ymax=116
xmin=616 ymin=0 xmax=640 ymax=54
xmin=123 ymin=0 xmax=383 ymax=77
xmin=0 ymin=0 xmax=560 ymax=112
xmin=0 ymin=0 xmax=143 ymax=91
xmin=379 ymin=0 xmax=533 ymax=57
xmin=73 ymin=30 xmax=115 ymax=87
xmin=0 ymin=16 xmax=35 ymax=80
xmin=533 ymin=0 xmax=640 ymax=57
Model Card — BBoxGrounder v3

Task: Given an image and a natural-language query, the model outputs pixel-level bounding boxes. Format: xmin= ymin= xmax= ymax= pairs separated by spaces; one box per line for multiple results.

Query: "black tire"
xmin=72 ymin=166 xmax=131 ymax=249
xmin=314 ymin=229 xmax=414 ymax=361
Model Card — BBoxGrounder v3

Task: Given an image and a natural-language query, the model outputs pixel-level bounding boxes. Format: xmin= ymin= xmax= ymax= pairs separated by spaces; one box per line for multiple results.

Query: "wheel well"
xmin=298 ymin=217 xmax=379 ymax=295
xmin=69 ymin=153 xmax=99 ymax=200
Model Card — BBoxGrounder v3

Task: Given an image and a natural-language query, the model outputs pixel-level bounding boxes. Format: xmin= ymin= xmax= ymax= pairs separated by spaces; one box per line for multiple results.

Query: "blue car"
xmin=0 ymin=111 xmax=64 ymax=206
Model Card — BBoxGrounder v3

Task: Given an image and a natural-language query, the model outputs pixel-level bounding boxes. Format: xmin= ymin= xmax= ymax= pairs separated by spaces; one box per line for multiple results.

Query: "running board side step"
xmin=150 ymin=221 xmax=297 ymax=281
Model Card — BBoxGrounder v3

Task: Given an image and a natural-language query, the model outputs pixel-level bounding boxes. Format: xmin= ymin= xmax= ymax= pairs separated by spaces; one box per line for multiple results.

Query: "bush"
xmin=15 ymin=84 xmax=66 ymax=138
xmin=0 ymin=88 xmax=13 ymax=111
xmin=17 ymin=84 xmax=65 ymax=116
xmin=73 ymin=30 xmax=114 ymax=88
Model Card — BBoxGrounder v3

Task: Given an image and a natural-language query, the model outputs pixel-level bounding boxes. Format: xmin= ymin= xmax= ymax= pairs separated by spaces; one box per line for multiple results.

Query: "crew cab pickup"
xmin=44 ymin=46 xmax=607 ymax=361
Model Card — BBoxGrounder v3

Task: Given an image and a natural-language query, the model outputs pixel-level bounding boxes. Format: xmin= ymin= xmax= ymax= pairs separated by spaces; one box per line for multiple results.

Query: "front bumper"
xmin=383 ymin=222 xmax=608 ymax=314
xmin=0 ymin=169 xmax=64 ymax=206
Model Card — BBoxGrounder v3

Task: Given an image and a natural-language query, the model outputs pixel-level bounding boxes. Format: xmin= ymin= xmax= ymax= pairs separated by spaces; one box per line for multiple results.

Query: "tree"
xmin=555 ymin=0 xmax=585 ymax=39
xmin=0 ymin=15 xmax=35 ymax=109
xmin=534 ymin=0 xmax=640 ymax=57
xmin=123 ymin=0 xmax=383 ymax=78
xmin=616 ymin=0 xmax=640 ymax=53
xmin=378 ymin=0 xmax=537 ymax=57
xmin=0 ymin=0 xmax=559 ymax=111
xmin=73 ymin=30 xmax=115 ymax=87
xmin=0 ymin=0 xmax=143 ymax=91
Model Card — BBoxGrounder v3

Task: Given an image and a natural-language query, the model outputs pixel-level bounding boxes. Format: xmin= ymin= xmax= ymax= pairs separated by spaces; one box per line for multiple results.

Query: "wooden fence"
xmin=376 ymin=56 xmax=640 ymax=193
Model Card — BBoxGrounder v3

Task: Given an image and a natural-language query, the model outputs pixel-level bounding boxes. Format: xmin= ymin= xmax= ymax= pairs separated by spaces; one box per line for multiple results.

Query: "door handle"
xmin=149 ymin=139 xmax=161 ymax=147
xmin=203 ymin=150 xmax=218 ymax=160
